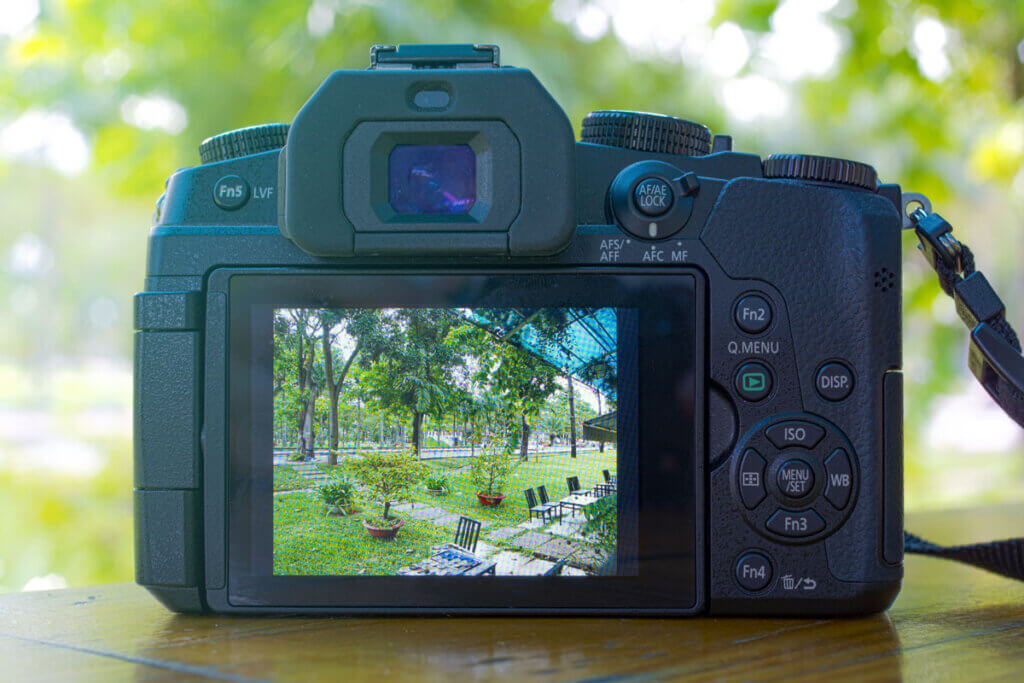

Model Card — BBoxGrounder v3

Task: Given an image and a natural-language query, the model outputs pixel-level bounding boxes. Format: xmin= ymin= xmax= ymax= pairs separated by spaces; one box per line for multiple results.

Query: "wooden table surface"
xmin=2 ymin=506 xmax=1022 ymax=681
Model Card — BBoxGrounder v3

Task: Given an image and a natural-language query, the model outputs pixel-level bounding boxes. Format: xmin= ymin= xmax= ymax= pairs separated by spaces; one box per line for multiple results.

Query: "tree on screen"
xmin=359 ymin=309 xmax=463 ymax=456
xmin=319 ymin=309 xmax=385 ymax=466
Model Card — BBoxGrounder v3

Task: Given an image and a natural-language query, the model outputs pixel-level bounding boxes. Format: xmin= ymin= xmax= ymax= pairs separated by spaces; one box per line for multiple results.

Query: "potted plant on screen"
xmin=425 ymin=473 xmax=449 ymax=497
xmin=581 ymin=494 xmax=617 ymax=575
xmin=351 ymin=448 xmax=425 ymax=539
xmin=318 ymin=473 xmax=357 ymax=516
xmin=470 ymin=450 xmax=518 ymax=507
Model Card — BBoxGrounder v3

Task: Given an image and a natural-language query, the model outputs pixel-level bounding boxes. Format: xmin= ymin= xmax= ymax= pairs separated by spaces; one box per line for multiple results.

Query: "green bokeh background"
xmin=0 ymin=0 xmax=1021 ymax=592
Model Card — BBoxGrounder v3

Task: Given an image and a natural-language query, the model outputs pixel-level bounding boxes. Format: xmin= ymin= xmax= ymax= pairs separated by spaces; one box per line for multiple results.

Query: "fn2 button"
xmin=734 ymin=294 xmax=772 ymax=334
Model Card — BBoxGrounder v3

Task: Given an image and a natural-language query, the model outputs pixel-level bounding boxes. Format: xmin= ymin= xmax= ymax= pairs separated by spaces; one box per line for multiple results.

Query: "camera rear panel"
xmin=135 ymin=45 xmax=903 ymax=615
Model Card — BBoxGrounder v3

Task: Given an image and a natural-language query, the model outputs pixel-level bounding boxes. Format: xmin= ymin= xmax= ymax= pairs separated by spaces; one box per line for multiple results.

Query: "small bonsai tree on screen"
xmin=350 ymin=448 xmax=426 ymax=531
xmin=470 ymin=449 xmax=519 ymax=506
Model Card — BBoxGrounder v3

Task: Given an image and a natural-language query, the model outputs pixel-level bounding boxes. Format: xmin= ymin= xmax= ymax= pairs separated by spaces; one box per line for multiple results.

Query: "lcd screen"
xmin=225 ymin=271 xmax=700 ymax=611
xmin=271 ymin=306 xmax=620 ymax=578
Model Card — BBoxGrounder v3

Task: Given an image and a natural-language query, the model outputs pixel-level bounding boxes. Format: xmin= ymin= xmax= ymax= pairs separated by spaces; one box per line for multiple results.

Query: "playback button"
xmin=734 ymin=362 xmax=773 ymax=402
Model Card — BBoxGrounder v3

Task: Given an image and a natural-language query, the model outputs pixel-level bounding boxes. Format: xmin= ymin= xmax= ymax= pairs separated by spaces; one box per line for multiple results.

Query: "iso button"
xmin=735 ymin=552 xmax=773 ymax=592
xmin=633 ymin=178 xmax=674 ymax=216
xmin=213 ymin=175 xmax=250 ymax=210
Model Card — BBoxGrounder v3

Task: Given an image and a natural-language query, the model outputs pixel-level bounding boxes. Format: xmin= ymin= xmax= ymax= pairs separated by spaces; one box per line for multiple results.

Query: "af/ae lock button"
xmin=608 ymin=161 xmax=699 ymax=240
xmin=633 ymin=178 xmax=674 ymax=216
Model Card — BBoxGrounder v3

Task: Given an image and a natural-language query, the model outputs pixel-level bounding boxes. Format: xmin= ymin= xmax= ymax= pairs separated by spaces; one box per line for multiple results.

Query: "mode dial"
xmin=763 ymin=153 xmax=878 ymax=190
xmin=582 ymin=110 xmax=712 ymax=157
xmin=199 ymin=123 xmax=290 ymax=164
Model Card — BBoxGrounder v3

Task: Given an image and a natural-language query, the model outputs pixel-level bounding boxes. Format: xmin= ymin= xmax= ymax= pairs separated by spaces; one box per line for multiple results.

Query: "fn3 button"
xmin=766 ymin=509 xmax=826 ymax=537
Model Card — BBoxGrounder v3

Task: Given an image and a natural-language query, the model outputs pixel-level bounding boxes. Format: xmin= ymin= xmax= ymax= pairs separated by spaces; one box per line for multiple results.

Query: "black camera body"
xmin=135 ymin=44 xmax=903 ymax=615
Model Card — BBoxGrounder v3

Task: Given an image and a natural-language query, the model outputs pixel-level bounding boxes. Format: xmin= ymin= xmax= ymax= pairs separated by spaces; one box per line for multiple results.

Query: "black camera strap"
xmin=903 ymin=208 xmax=1024 ymax=581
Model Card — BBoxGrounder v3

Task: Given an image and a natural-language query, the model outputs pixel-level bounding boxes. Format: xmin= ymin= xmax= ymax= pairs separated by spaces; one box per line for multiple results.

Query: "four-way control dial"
xmin=731 ymin=413 xmax=858 ymax=544
xmin=199 ymin=123 xmax=290 ymax=164
xmin=763 ymin=153 xmax=878 ymax=190
xmin=582 ymin=110 xmax=712 ymax=157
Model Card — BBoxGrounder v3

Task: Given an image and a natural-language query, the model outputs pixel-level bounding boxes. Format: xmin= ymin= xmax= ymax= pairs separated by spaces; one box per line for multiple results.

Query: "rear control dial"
xmin=763 ymin=153 xmax=878 ymax=190
xmin=730 ymin=413 xmax=858 ymax=544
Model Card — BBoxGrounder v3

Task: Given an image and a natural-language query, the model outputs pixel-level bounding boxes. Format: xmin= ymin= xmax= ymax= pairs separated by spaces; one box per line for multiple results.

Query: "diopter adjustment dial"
xmin=582 ymin=110 xmax=713 ymax=157
xmin=763 ymin=153 xmax=878 ymax=191
xmin=199 ymin=123 xmax=290 ymax=164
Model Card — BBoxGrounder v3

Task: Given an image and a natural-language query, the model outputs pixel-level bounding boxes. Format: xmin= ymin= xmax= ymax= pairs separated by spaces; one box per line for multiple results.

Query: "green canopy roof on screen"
xmin=582 ymin=410 xmax=616 ymax=443
xmin=458 ymin=307 xmax=618 ymax=400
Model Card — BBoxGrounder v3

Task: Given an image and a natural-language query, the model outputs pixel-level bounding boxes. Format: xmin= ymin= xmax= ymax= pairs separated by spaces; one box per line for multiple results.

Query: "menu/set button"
xmin=766 ymin=508 xmax=825 ymax=537
xmin=777 ymin=459 xmax=815 ymax=499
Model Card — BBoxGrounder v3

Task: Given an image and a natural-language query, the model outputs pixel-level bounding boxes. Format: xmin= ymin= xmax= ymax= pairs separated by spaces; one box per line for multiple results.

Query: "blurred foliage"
xmin=0 ymin=0 xmax=1022 ymax=589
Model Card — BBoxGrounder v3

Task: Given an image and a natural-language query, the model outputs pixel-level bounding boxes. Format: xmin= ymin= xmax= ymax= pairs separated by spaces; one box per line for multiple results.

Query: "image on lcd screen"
xmin=271 ymin=307 xmax=619 ymax=577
